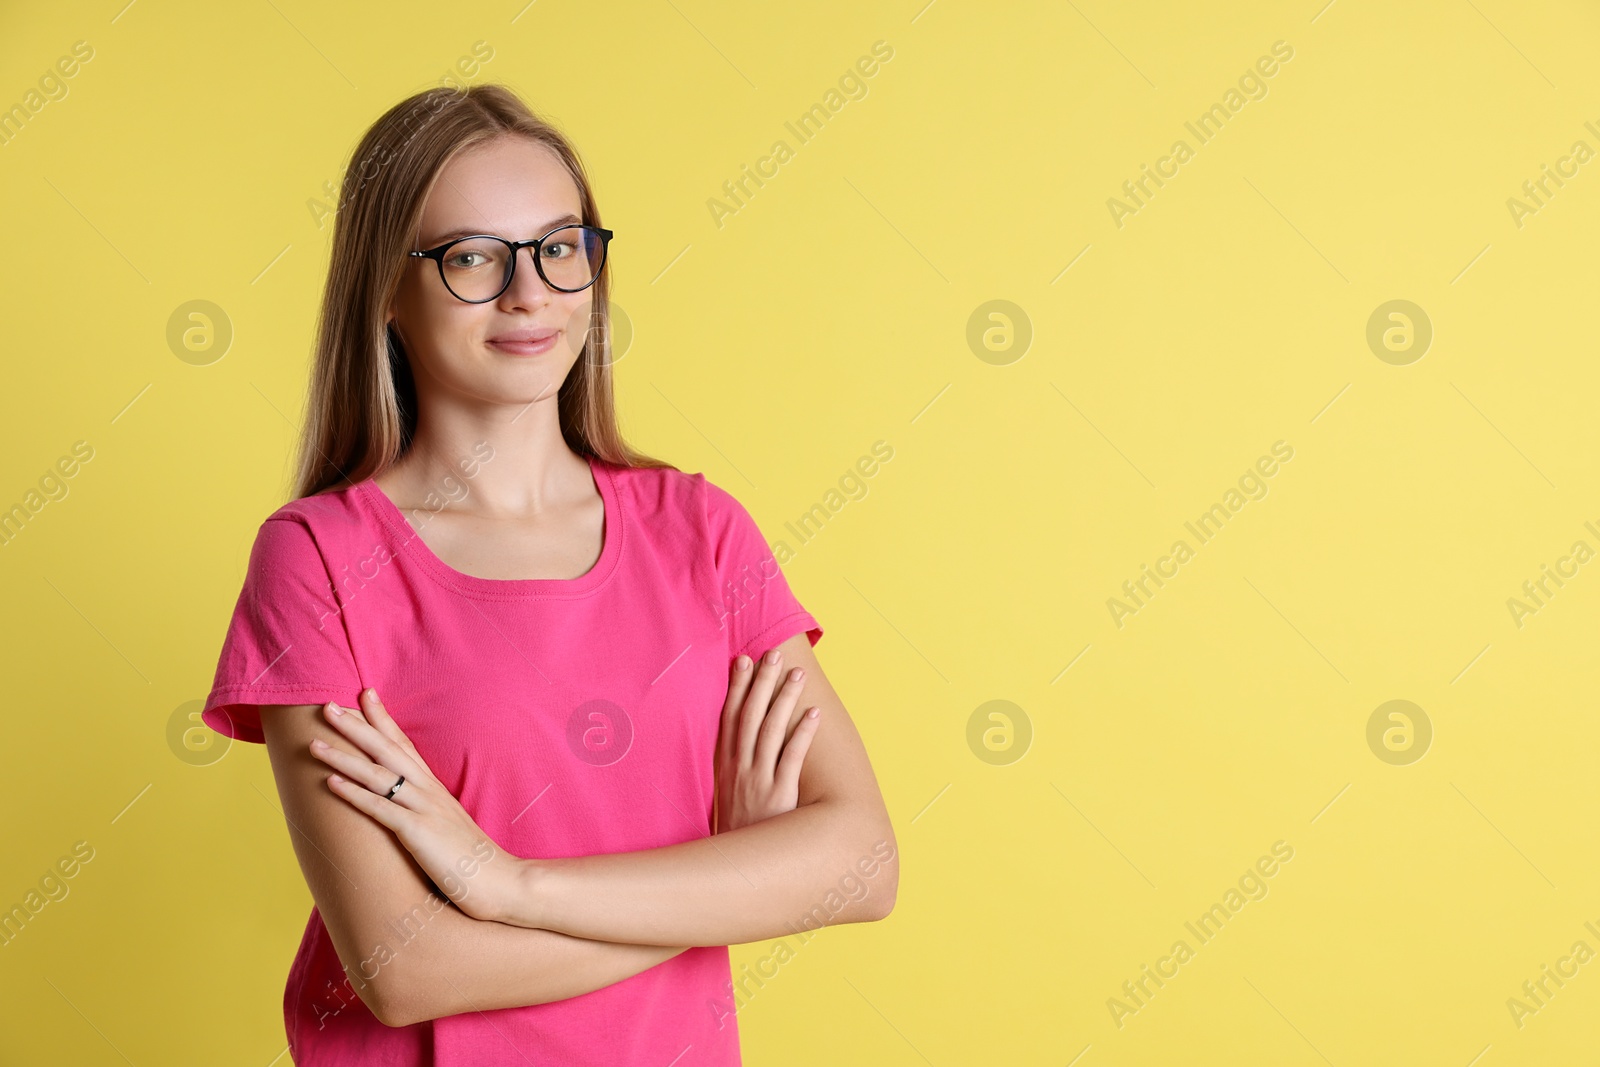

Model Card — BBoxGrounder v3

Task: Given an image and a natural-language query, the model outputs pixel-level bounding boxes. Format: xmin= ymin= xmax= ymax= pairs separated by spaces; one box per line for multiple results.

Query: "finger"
xmin=323 ymin=701 xmax=424 ymax=781
xmin=309 ymin=740 xmax=424 ymax=811
xmin=738 ymin=648 xmax=786 ymax=765
xmin=326 ymin=772 xmax=408 ymax=831
xmin=718 ymin=654 xmax=755 ymax=775
xmin=358 ymin=689 xmax=435 ymax=780
xmin=359 ymin=688 xmax=409 ymax=746
xmin=339 ymin=695 xmax=376 ymax=726
xmin=753 ymin=666 xmax=806 ymax=772
xmin=772 ymin=706 xmax=821 ymax=798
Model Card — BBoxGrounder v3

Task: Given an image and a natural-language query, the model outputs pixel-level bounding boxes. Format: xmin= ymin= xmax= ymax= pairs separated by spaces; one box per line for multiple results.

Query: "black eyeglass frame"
xmin=408 ymin=224 xmax=615 ymax=302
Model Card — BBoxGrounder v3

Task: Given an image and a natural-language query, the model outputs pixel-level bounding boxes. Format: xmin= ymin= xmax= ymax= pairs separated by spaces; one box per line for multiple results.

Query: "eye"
xmin=438 ymin=237 xmax=505 ymax=271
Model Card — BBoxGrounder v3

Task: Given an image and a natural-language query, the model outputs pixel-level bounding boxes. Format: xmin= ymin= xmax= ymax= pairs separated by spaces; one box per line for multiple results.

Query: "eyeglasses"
xmin=409 ymin=224 xmax=614 ymax=303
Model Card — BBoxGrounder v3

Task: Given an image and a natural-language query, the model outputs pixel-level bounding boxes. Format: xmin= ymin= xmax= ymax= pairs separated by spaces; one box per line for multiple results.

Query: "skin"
xmin=260 ymin=133 xmax=897 ymax=1028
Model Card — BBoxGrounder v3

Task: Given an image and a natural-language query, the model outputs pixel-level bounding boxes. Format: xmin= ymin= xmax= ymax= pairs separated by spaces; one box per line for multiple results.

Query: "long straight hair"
xmin=291 ymin=83 xmax=674 ymax=500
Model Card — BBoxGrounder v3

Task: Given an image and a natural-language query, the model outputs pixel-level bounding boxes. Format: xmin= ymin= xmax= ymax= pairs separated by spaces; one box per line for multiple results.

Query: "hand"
xmin=713 ymin=648 xmax=822 ymax=834
xmin=310 ymin=688 xmax=521 ymax=924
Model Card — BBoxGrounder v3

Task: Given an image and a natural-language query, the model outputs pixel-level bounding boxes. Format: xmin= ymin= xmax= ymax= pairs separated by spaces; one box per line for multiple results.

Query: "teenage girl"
xmin=202 ymin=83 xmax=896 ymax=1065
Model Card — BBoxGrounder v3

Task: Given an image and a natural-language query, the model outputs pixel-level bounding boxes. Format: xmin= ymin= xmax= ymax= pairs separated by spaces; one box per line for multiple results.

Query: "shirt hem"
xmin=203 ymin=683 xmax=367 ymax=744
xmin=735 ymin=612 xmax=823 ymax=664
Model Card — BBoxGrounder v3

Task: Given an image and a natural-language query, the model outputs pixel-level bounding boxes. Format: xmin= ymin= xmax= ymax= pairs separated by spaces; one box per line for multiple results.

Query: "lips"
xmin=486 ymin=328 xmax=560 ymax=356
xmin=488 ymin=329 xmax=558 ymax=344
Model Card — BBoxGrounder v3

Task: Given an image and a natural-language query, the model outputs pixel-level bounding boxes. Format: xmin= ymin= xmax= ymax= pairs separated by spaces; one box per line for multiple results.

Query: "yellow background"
xmin=2 ymin=0 xmax=1598 ymax=1062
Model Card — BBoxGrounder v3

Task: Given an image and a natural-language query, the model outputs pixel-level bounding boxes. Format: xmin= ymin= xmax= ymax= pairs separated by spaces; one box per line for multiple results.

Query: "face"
xmin=389 ymin=135 xmax=596 ymax=406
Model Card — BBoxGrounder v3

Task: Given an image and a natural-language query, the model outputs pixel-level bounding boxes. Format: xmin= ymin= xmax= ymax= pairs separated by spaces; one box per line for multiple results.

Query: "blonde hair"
xmin=292 ymin=82 xmax=673 ymax=500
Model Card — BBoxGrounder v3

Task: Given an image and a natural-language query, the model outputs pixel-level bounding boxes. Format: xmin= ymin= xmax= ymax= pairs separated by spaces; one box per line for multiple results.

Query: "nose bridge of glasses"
xmin=505 ymin=238 xmax=560 ymax=295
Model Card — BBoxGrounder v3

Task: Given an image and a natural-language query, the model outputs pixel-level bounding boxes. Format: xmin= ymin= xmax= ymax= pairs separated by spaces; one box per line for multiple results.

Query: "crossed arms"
xmin=258 ymin=631 xmax=898 ymax=1028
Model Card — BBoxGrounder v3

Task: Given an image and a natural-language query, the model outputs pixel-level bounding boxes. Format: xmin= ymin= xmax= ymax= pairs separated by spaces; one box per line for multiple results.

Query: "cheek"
xmin=392 ymin=272 xmax=432 ymax=336
xmin=395 ymin=291 xmax=486 ymax=369
xmin=560 ymin=298 xmax=598 ymax=355
xmin=565 ymin=293 xmax=595 ymax=327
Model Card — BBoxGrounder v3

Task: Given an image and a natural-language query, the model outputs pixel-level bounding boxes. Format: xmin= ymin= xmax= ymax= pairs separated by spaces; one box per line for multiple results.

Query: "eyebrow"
xmin=425 ymin=214 xmax=584 ymax=245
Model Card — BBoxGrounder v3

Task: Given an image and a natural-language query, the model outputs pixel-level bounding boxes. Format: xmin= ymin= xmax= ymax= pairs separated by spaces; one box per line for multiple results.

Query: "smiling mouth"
xmin=487 ymin=333 xmax=559 ymax=354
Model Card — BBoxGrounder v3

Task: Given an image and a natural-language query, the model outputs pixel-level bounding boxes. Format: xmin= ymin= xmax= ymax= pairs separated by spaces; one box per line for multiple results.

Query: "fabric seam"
xmin=737 ymin=610 xmax=818 ymax=662
xmin=356 ymin=459 xmax=625 ymax=602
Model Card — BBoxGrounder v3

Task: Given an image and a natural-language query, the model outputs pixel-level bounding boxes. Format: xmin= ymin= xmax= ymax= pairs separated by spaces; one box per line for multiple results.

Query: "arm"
xmin=259 ymin=703 xmax=690 ymax=1029
xmin=495 ymin=632 xmax=900 ymax=946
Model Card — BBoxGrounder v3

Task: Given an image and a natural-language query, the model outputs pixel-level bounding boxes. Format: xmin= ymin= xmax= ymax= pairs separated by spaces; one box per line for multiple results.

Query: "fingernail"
xmin=736 ymin=655 xmax=750 ymax=671
xmin=807 ymin=707 xmax=819 ymax=718
xmin=311 ymin=739 xmax=327 ymax=751
xmin=791 ymin=668 xmax=805 ymax=682
xmin=766 ymin=649 xmax=781 ymax=664
xmin=330 ymin=774 xmax=344 ymax=784
xmin=327 ymin=702 xmax=343 ymax=717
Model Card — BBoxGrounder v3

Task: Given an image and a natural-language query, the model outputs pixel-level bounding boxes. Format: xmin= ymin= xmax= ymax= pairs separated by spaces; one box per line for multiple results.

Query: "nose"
xmin=498 ymin=246 xmax=559 ymax=308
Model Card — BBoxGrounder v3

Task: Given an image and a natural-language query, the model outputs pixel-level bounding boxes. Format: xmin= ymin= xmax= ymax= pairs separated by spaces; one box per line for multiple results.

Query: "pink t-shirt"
xmin=202 ymin=453 xmax=822 ymax=1066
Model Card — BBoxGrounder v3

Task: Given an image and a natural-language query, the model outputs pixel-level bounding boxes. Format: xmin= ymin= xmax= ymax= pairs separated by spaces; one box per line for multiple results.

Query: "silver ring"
xmin=385 ymin=775 xmax=406 ymax=800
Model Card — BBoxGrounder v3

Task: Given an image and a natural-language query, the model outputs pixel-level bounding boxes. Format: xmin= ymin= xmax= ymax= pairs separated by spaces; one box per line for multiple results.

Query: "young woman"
xmin=201 ymin=83 xmax=897 ymax=1065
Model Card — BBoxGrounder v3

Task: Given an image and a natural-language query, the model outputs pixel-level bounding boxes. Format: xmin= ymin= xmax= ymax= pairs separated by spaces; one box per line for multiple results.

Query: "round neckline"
xmin=356 ymin=453 xmax=623 ymax=600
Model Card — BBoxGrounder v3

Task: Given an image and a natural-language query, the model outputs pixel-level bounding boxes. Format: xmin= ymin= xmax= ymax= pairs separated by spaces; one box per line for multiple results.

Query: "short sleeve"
xmin=702 ymin=478 xmax=823 ymax=664
xmin=201 ymin=516 xmax=366 ymax=744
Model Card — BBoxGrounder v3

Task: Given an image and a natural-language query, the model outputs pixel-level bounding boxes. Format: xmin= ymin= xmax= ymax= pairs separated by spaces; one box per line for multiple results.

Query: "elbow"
xmin=373 ymin=982 xmax=427 ymax=1029
xmin=858 ymin=826 xmax=898 ymax=922
xmin=306 ymin=972 xmax=412 ymax=1030
xmin=352 ymin=971 xmax=412 ymax=1029
xmin=812 ymin=806 xmax=899 ymax=925
xmin=373 ymin=1000 xmax=411 ymax=1030
xmin=340 ymin=951 xmax=432 ymax=1029
xmin=336 ymin=903 xmax=471 ymax=1026
xmin=371 ymin=961 xmax=444 ymax=1029
xmin=378 ymin=1005 xmax=423 ymax=1030
xmin=869 ymin=873 xmax=898 ymax=921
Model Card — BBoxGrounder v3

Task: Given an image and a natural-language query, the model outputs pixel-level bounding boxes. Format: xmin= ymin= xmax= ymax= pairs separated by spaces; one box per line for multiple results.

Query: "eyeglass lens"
xmin=440 ymin=227 xmax=606 ymax=301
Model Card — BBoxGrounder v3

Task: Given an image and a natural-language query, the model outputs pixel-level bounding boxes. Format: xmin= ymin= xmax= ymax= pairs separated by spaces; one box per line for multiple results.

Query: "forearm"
xmin=500 ymin=800 xmax=898 ymax=947
xmin=375 ymin=889 xmax=688 ymax=1027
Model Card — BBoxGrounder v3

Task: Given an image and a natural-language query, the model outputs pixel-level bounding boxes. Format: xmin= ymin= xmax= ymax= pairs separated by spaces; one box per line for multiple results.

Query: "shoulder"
xmin=602 ymin=458 xmax=706 ymax=524
xmin=265 ymin=483 xmax=366 ymax=528
xmin=601 ymin=458 xmax=755 ymax=533
xmin=245 ymin=485 xmax=372 ymax=578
